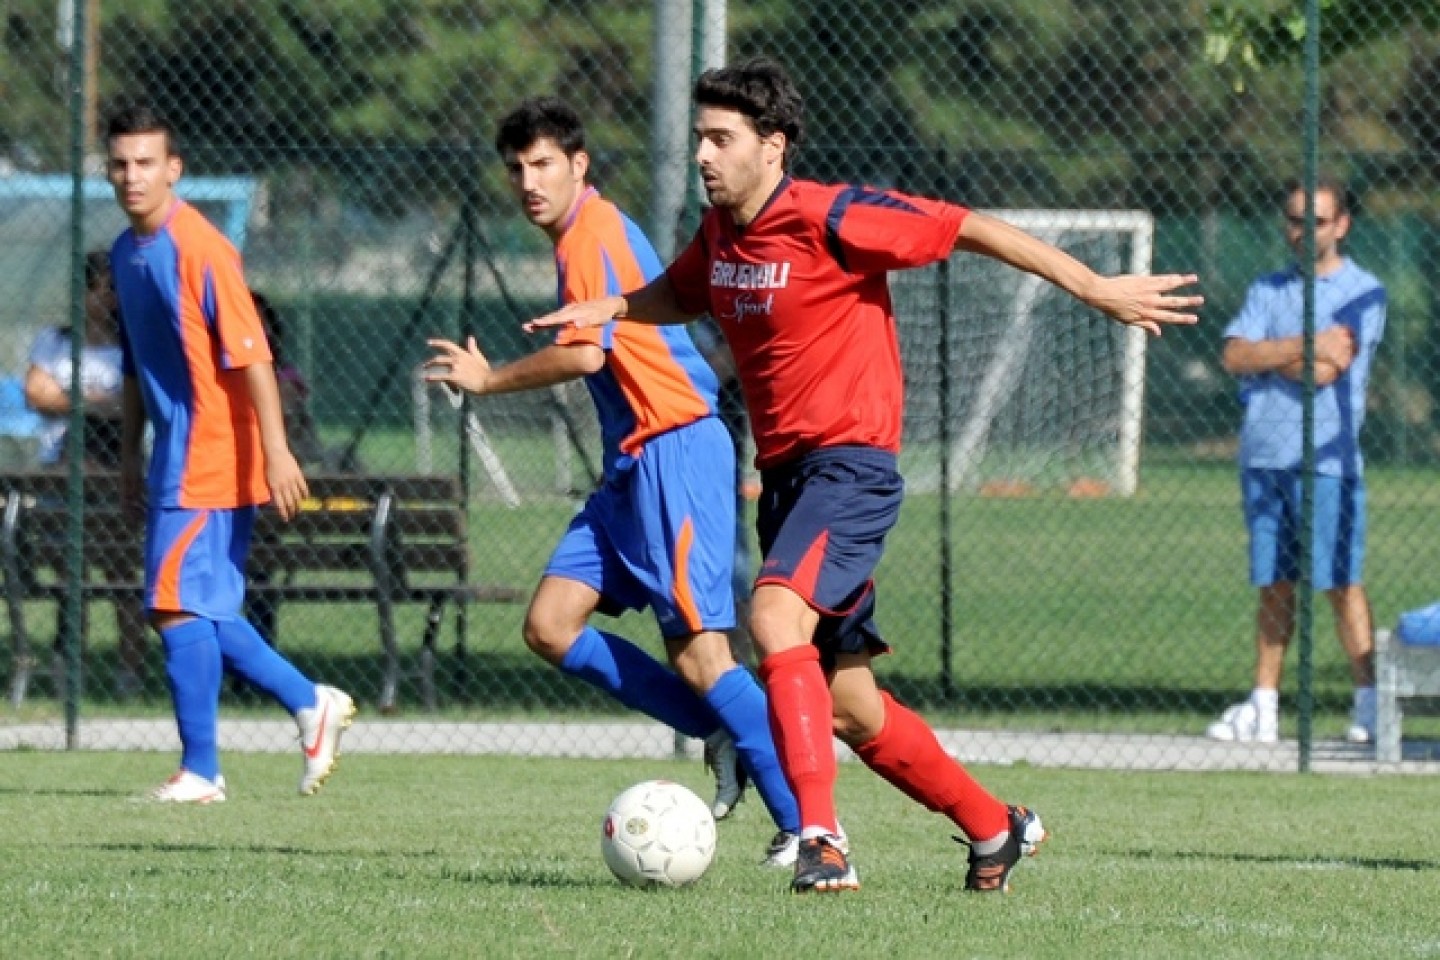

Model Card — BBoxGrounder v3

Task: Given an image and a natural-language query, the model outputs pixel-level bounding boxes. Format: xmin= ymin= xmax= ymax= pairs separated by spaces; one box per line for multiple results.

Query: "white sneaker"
xmin=149 ymin=770 xmax=227 ymax=804
xmin=1206 ymin=700 xmax=1279 ymax=743
xmin=704 ymin=730 xmax=746 ymax=820
xmin=762 ymin=823 xmax=848 ymax=868
xmin=296 ymin=685 xmax=356 ymax=796
xmin=1346 ymin=688 xmax=1376 ymax=744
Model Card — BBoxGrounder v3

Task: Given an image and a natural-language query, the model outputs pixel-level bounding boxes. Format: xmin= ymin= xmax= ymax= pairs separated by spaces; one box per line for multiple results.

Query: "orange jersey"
xmin=113 ymin=202 xmax=273 ymax=508
xmin=552 ymin=189 xmax=719 ymax=476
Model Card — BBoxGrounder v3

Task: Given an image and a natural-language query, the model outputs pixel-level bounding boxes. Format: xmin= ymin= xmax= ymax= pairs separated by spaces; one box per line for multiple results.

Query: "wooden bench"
xmin=1 ymin=470 xmax=523 ymax=712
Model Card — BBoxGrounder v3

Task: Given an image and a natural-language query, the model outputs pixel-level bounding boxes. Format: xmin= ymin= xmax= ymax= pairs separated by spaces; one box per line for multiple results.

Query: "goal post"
xmin=892 ymin=209 xmax=1155 ymax=497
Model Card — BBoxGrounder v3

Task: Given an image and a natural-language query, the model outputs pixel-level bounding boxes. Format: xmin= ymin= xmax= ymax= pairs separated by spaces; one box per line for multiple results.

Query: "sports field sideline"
xmin=6 ymin=718 xmax=1438 ymax=775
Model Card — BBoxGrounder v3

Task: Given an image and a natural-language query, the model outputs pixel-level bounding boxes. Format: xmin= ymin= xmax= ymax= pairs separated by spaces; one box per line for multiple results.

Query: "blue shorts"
xmin=546 ymin=417 xmax=735 ymax=639
xmin=144 ymin=505 xmax=256 ymax=619
xmin=1241 ymin=469 xmax=1365 ymax=591
xmin=756 ymin=446 xmax=903 ymax=658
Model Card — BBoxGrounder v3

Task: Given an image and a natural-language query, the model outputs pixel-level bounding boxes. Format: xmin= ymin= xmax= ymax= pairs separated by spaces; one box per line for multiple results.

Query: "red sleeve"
xmin=666 ymin=226 xmax=712 ymax=316
xmin=827 ymin=187 xmax=968 ymax=275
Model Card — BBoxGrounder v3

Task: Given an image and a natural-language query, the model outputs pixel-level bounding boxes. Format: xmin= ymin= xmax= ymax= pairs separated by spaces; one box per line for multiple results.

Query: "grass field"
xmin=2 ymin=752 xmax=1438 ymax=959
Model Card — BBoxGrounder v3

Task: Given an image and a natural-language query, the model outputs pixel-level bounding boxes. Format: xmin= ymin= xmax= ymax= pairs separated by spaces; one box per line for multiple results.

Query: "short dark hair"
xmin=693 ymin=57 xmax=804 ymax=165
xmin=104 ymin=101 xmax=180 ymax=157
xmin=1283 ymin=174 xmax=1349 ymax=217
xmin=494 ymin=97 xmax=586 ymax=158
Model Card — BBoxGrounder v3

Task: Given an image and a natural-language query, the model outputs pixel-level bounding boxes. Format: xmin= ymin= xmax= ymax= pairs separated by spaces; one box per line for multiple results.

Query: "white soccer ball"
xmin=600 ymin=779 xmax=717 ymax=887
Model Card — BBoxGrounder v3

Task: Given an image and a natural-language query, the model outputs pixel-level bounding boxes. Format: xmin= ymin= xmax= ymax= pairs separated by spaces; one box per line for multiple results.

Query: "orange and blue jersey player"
xmin=106 ymin=101 xmax=353 ymax=804
xmin=424 ymin=97 xmax=802 ymax=858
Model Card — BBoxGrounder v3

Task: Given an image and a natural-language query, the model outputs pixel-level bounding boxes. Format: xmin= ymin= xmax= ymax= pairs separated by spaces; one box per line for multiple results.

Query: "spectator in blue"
xmin=23 ymin=250 xmax=148 ymax=697
xmin=1207 ymin=175 xmax=1386 ymax=746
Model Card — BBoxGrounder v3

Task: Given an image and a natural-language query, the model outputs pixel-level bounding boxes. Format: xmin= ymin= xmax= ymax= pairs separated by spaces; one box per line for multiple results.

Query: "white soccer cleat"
xmin=1205 ymin=700 xmax=1279 ymax=743
xmin=297 ymin=685 xmax=356 ymax=796
xmin=704 ymin=730 xmax=747 ymax=820
xmin=149 ymin=770 xmax=227 ymax=805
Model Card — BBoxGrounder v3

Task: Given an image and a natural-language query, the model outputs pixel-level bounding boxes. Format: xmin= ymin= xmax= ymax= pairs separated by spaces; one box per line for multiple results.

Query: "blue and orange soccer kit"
xmin=543 ymin=188 xmax=735 ymax=639
xmin=112 ymin=201 xmax=273 ymax=618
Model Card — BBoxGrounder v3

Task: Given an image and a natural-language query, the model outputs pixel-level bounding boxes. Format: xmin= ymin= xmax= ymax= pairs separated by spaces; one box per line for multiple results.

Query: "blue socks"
xmin=215 ymin=617 xmax=317 ymax=714
xmin=161 ymin=615 xmax=319 ymax=783
xmin=160 ymin=619 xmax=223 ymax=782
xmin=560 ymin=627 xmax=717 ymax=740
xmin=706 ymin=665 xmax=800 ymax=832
xmin=558 ymin=628 xmax=801 ymax=833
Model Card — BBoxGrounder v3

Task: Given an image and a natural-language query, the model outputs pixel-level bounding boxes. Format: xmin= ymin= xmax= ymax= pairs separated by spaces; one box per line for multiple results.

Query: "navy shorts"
xmin=755 ymin=446 xmax=903 ymax=660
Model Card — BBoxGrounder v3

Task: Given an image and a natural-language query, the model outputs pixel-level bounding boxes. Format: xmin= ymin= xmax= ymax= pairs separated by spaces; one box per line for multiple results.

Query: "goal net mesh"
xmin=891 ymin=209 xmax=1154 ymax=497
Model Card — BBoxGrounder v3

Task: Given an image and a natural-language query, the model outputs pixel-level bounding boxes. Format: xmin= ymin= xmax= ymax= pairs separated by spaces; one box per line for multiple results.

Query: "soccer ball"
xmin=600 ymin=780 xmax=717 ymax=887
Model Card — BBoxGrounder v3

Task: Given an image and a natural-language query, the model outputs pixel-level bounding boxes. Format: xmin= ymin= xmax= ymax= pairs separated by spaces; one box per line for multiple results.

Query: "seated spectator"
xmin=23 ymin=251 xmax=148 ymax=698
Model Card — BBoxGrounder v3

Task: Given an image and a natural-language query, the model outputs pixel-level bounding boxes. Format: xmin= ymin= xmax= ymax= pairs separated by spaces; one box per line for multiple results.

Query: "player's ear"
xmin=166 ymin=154 xmax=183 ymax=186
xmin=572 ymin=149 xmax=590 ymax=183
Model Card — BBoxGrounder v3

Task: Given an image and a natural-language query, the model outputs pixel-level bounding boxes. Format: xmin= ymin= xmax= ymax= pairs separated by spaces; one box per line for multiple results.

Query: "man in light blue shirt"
xmin=1208 ymin=175 xmax=1386 ymax=746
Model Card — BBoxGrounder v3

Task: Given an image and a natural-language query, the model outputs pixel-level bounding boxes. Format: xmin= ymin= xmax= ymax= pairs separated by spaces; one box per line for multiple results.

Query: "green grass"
xmin=2 ymin=753 xmax=1437 ymax=959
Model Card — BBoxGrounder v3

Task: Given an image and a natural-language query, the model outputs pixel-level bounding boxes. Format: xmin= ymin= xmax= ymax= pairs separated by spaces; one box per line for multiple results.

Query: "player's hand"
xmin=1083 ymin=274 xmax=1203 ymax=336
xmin=265 ymin=450 xmax=308 ymax=522
xmin=523 ymin=296 xmax=624 ymax=334
xmin=1315 ymin=325 xmax=1356 ymax=370
xmin=424 ymin=336 xmax=493 ymax=396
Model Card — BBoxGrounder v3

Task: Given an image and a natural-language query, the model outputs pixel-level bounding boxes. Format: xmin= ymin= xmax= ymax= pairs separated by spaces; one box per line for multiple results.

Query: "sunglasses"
xmin=1284 ymin=215 xmax=1336 ymax=228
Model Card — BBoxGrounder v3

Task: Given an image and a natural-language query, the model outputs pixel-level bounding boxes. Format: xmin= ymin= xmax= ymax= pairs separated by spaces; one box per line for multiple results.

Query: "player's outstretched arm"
xmin=524 ymin=274 xmax=694 ymax=333
xmin=424 ymin=338 xmax=603 ymax=397
xmin=956 ymin=211 xmax=1203 ymax=336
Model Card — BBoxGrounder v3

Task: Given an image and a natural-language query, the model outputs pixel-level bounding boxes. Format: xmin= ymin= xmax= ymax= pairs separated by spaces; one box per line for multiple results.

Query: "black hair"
xmin=494 ymin=97 xmax=587 ymax=158
xmin=104 ymin=100 xmax=181 ymax=157
xmin=693 ymin=57 xmax=805 ymax=166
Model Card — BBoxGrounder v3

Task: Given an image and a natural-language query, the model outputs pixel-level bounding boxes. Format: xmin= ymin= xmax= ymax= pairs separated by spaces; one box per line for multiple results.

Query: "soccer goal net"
xmin=891 ymin=209 xmax=1154 ymax=497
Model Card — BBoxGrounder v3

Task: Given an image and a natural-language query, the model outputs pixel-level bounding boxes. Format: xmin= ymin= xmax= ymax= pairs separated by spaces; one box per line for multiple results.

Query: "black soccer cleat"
xmin=960 ymin=804 xmax=1047 ymax=893
xmin=790 ymin=836 xmax=860 ymax=893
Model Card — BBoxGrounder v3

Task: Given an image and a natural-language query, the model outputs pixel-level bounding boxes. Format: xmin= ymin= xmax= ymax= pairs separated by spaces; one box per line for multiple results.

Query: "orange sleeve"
xmin=203 ymin=234 xmax=272 ymax=370
xmin=554 ymin=229 xmax=608 ymax=350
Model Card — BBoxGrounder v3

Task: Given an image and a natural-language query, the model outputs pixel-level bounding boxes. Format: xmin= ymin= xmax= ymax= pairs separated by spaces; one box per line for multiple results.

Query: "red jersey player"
xmin=529 ymin=57 xmax=1202 ymax=894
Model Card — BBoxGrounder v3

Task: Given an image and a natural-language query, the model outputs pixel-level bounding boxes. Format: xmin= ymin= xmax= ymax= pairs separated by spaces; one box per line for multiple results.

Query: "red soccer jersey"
xmin=666 ymin=177 xmax=967 ymax=469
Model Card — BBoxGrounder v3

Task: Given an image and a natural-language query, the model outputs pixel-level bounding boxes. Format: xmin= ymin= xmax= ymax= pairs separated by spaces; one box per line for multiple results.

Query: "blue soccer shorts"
xmin=754 ymin=445 xmax=903 ymax=658
xmin=144 ymin=505 xmax=256 ymax=619
xmin=545 ymin=416 xmax=736 ymax=639
xmin=1241 ymin=468 xmax=1366 ymax=591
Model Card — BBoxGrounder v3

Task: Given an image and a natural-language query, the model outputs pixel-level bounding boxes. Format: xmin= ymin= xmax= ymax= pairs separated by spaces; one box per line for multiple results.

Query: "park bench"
xmin=1 ymin=470 xmax=522 ymax=712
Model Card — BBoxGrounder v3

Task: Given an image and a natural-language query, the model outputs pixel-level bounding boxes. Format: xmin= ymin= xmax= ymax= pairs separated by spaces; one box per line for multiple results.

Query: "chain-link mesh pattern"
xmin=3 ymin=1 xmax=1439 ymax=771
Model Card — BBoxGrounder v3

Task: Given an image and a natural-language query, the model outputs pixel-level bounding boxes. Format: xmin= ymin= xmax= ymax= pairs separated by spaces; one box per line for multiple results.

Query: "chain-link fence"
xmin=3 ymin=0 xmax=1439 ymax=771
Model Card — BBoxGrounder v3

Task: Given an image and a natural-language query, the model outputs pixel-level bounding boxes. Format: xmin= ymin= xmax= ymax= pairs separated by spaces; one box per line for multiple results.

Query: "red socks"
xmin=759 ymin=645 xmax=839 ymax=835
xmin=855 ymin=690 xmax=1009 ymax=842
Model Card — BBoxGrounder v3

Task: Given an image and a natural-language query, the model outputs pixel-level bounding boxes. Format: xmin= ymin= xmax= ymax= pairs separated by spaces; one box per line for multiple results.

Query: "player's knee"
xmin=830 ymin=685 xmax=886 ymax=746
xmin=521 ymin=613 xmax=577 ymax=666
xmin=665 ymin=631 xmax=736 ymax=693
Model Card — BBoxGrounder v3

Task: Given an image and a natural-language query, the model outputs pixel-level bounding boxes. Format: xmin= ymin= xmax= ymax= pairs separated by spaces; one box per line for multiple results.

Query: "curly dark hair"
xmin=693 ymin=57 xmax=804 ymax=167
